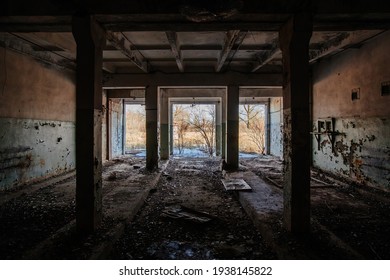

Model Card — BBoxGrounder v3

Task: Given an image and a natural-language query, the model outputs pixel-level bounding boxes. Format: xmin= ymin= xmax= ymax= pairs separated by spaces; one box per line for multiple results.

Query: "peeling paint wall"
xmin=102 ymin=90 xmax=107 ymax=161
xmin=312 ymin=31 xmax=390 ymax=191
xmin=313 ymin=118 xmax=389 ymax=190
xmin=110 ymin=99 xmax=124 ymax=157
xmin=0 ymin=118 xmax=75 ymax=189
xmin=270 ymin=97 xmax=283 ymax=158
xmin=0 ymin=47 xmax=76 ymax=189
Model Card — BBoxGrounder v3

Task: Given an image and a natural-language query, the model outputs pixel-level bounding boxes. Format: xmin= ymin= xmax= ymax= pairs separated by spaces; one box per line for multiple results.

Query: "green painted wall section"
xmin=222 ymin=123 xmax=226 ymax=159
xmin=160 ymin=123 xmax=169 ymax=159
xmin=216 ymin=124 xmax=222 ymax=156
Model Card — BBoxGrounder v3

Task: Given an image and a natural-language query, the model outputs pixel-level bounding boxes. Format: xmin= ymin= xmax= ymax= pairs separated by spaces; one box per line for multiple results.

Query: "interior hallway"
xmin=1 ymin=0 xmax=389 ymax=261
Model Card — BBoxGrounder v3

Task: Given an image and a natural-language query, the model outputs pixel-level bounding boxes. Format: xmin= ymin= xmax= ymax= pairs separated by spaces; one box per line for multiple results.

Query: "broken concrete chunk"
xmin=221 ymin=179 xmax=252 ymax=191
xmin=107 ymin=172 xmax=117 ymax=181
xmin=161 ymin=205 xmax=213 ymax=224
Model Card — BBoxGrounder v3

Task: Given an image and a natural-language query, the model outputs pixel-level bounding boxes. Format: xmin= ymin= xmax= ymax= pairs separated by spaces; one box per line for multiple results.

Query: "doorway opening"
xmin=239 ymin=104 xmax=266 ymax=158
xmin=125 ymin=103 xmax=146 ymax=157
xmin=172 ymin=103 xmax=216 ymax=157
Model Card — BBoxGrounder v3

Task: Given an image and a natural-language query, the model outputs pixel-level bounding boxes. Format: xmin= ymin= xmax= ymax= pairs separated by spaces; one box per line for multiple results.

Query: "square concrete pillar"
xmin=169 ymin=102 xmax=174 ymax=155
xmin=72 ymin=15 xmax=105 ymax=234
xmin=222 ymin=91 xmax=227 ymax=159
xmin=226 ymin=85 xmax=239 ymax=170
xmin=159 ymin=90 xmax=169 ymax=159
xmin=215 ymin=101 xmax=222 ymax=156
xmin=279 ymin=14 xmax=312 ymax=234
xmin=146 ymin=85 xmax=159 ymax=170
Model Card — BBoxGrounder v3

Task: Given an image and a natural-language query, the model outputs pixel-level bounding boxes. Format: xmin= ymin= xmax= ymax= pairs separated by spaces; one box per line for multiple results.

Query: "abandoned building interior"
xmin=0 ymin=1 xmax=389 ymax=260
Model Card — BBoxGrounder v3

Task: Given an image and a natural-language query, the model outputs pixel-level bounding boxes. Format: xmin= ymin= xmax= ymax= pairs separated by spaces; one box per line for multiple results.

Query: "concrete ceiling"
xmin=1 ymin=0 xmax=389 ymax=74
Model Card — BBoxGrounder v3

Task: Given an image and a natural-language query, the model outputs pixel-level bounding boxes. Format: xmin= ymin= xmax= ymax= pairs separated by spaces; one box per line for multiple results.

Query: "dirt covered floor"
xmin=241 ymin=156 xmax=390 ymax=259
xmin=0 ymin=157 xmax=160 ymax=259
xmin=1 ymin=155 xmax=389 ymax=259
xmin=111 ymin=158 xmax=276 ymax=260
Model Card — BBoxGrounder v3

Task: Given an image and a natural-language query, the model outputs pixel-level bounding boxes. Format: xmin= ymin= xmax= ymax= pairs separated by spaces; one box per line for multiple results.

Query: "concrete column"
xmin=215 ymin=101 xmax=222 ymax=156
xmin=107 ymin=98 xmax=112 ymax=160
xmin=122 ymin=101 xmax=126 ymax=155
xmin=265 ymin=99 xmax=271 ymax=154
xmin=169 ymin=102 xmax=174 ymax=155
xmin=72 ymin=15 xmax=105 ymax=234
xmin=159 ymin=90 xmax=169 ymax=159
xmin=146 ymin=85 xmax=159 ymax=170
xmin=222 ymin=123 xmax=226 ymax=158
xmin=222 ymin=91 xmax=227 ymax=159
xmin=279 ymin=14 xmax=312 ymax=234
xmin=226 ymin=85 xmax=239 ymax=169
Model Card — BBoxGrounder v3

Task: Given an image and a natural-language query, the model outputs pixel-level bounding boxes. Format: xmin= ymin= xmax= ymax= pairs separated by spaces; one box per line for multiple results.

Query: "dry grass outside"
xmin=239 ymin=120 xmax=265 ymax=154
xmin=124 ymin=104 xmax=266 ymax=156
xmin=126 ymin=105 xmax=146 ymax=151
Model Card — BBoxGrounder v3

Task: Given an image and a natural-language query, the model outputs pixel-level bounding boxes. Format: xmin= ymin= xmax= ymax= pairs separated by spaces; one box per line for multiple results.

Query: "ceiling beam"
xmin=251 ymin=41 xmax=280 ymax=72
xmin=106 ymin=31 xmax=148 ymax=72
xmin=216 ymin=30 xmax=247 ymax=72
xmin=0 ymin=32 xmax=75 ymax=70
xmin=3 ymin=0 xmax=390 ymax=16
xmin=12 ymin=32 xmax=76 ymax=58
xmin=104 ymin=44 xmax=275 ymax=52
xmin=309 ymin=30 xmax=384 ymax=63
xmin=103 ymin=72 xmax=282 ymax=88
xmin=0 ymin=20 xmax=390 ymax=32
xmin=165 ymin=31 xmax=184 ymax=72
xmin=1 ymin=19 xmax=389 ymax=33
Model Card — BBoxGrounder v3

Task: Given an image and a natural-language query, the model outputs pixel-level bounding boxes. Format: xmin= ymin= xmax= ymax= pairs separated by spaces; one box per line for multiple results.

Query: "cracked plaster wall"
xmin=110 ymin=98 xmax=124 ymax=158
xmin=270 ymin=97 xmax=283 ymax=158
xmin=312 ymin=31 xmax=390 ymax=191
xmin=0 ymin=47 xmax=76 ymax=189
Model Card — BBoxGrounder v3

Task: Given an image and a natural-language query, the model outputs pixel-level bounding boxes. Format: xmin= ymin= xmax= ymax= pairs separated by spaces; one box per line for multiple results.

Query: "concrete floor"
xmin=0 ymin=156 xmax=389 ymax=259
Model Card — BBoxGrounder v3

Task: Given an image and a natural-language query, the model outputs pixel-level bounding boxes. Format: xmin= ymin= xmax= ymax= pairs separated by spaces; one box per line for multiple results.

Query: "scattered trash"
xmin=107 ymin=172 xmax=117 ymax=181
xmin=221 ymin=179 xmax=252 ymax=191
xmin=161 ymin=205 xmax=214 ymax=224
xmin=162 ymin=172 xmax=173 ymax=180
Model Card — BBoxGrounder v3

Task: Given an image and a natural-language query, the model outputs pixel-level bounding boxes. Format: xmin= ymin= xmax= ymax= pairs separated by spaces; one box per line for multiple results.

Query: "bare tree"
xmin=173 ymin=105 xmax=190 ymax=153
xmin=188 ymin=105 xmax=215 ymax=156
xmin=247 ymin=117 xmax=265 ymax=154
xmin=126 ymin=105 xmax=146 ymax=150
xmin=239 ymin=104 xmax=260 ymax=128
xmin=239 ymin=104 xmax=266 ymax=155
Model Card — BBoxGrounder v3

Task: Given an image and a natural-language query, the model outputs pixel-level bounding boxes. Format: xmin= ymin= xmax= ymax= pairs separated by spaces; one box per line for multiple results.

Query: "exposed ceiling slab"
xmin=1 ymin=0 xmax=389 ymax=75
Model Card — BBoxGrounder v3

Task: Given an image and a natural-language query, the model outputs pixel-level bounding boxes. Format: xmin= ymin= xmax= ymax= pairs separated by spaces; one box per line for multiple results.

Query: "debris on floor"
xmin=161 ymin=205 xmax=214 ymax=224
xmin=222 ymin=178 xmax=252 ymax=191
xmin=112 ymin=157 xmax=276 ymax=260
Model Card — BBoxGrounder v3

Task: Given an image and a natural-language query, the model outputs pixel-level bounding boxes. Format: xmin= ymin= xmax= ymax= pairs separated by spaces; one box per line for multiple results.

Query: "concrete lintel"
xmin=279 ymin=13 xmax=312 ymax=235
xmin=107 ymin=88 xmax=145 ymax=99
xmin=72 ymin=15 xmax=105 ymax=234
xmin=103 ymin=72 xmax=282 ymax=88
